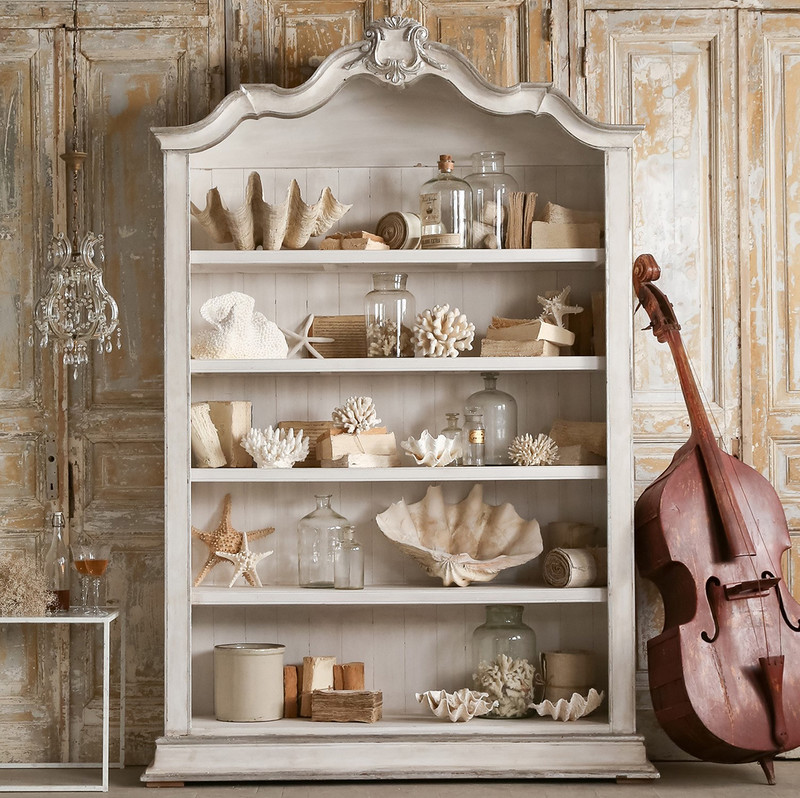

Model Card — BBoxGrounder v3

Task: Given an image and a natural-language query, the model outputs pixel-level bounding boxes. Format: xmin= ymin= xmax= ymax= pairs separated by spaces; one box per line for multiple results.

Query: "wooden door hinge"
xmin=542 ymin=0 xmax=552 ymax=43
xmin=234 ymin=4 xmax=244 ymax=43
xmin=578 ymin=46 xmax=587 ymax=79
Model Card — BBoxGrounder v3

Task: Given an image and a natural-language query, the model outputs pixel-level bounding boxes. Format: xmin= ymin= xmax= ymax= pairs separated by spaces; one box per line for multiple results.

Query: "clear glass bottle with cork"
xmin=419 ymin=154 xmax=472 ymax=249
xmin=462 ymin=407 xmax=486 ymax=466
xmin=44 ymin=511 xmax=70 ymax=613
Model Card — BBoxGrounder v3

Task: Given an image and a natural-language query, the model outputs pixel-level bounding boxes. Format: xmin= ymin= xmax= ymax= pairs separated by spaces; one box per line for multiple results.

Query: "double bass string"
xmin=685 ymin=348 xmax=780 ymax=655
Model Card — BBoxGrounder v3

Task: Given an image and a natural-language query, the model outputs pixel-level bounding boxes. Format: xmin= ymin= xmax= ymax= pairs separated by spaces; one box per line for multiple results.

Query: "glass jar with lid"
xmin=297 ymin=495 xmax=349 ymax=588
xmin=466 ymin=372 xmax=518 ymax=465
xmin=462 ymin=407 xmax=485 ymax=466
xmin=472 ymin=604 xmax=538 ymax=718
xmin=419 ymin=155 xmax=472 ymax=249
xmin=364 ymin=272 xmax=415 ymax=357
xmin=465 ymin=151 xmax=519 ymax=249
xmin=334 ymin=525 xmax=364 ymax=590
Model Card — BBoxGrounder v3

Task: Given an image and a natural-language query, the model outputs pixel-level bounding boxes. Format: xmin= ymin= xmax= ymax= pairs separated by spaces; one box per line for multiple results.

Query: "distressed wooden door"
xmin=229 ymin=0 xmax=553 ymax=88
xmin=741 ymin=12 xmax=800 ymax=592
xmin=581 ymin=7 xmax=740 ymax=757
xmin=64 ymin=19 xmax=220 ymax=764
xmin=0 ymin=25 xmax=67 ymax=764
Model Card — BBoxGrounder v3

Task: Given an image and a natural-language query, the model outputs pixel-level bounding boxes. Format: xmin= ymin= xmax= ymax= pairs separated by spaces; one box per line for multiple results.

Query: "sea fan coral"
xmin=241 ymin=426 xmax=309 ymax=468
xmin=332 ymin=396 xmax=381 ymax=433
xmin=508 ymin=433 xmax=559 ymax=466
xmin=413 ymin=304 xmax=475 ymax=358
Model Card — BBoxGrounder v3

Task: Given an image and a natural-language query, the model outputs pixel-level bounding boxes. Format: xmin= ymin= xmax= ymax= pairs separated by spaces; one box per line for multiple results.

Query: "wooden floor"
xmin=2 ymin=762 xmax=799 ymax=795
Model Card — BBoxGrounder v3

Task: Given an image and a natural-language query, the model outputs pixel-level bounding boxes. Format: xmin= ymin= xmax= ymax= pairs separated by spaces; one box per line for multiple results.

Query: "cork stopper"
xmin=438 ymin=154 xmax=455 ymax=172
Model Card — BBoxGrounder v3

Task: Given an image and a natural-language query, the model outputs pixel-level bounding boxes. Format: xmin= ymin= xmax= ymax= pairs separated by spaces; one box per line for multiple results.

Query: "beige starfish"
xmin=537 ymin=286 xmax=583 ymax=328
xmin=216 ymin=530 xmax=274 ymax=588
xmin=191 ymin=494 xmax=274 ymax=587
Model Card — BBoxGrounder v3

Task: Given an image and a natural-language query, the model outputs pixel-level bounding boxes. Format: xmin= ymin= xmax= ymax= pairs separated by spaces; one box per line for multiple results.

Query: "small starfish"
xmin=537 ymin=286 xmax=583 ymax=328
xmin=280 ymin=314 xmax=334 ymax=359
xmin=191 ymin=494 xmax=274 ymax=587
xmin=216 ymin=530 xmax=274 ymax=588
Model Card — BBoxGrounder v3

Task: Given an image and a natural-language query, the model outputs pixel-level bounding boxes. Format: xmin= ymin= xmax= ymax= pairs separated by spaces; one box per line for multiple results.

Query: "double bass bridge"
xmin=723 ymin=577 xmax=780 ymax=601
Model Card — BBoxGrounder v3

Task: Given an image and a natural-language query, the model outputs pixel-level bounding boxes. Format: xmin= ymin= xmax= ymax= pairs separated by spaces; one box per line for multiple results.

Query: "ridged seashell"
xmin=413 ymin=304 xmax=475 ymax=358
xmin=415 ymin=689 xmax=498 ymax=723
xmin=375 ymin=484 xmax=542 ymax=587
xmin=530 ymin=688 xmax=605 ymax=722
xmin=508 ymin=433 xmax=559 ymax=466
xmin=332 ymin=396 xmax=381 ymax=433
xmin=191 ymin=292 xmax=288 ymax=359
xmin=191 ymin=173 xmax=352 ymax=251
xmin=400 ymin=430 xmax=462 ymax=467
xmin=241 ymin=426 xmax=310 ymax=468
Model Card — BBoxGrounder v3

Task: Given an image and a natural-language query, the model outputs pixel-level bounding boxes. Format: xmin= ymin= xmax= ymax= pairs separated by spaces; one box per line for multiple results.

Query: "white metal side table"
xmin=0 ymin=609 xmax=124 ymax=792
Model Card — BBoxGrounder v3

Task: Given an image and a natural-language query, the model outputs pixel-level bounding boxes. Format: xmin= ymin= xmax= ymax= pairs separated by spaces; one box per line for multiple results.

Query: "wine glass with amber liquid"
xmin=73 ymin=544 xmax=110 ymax=615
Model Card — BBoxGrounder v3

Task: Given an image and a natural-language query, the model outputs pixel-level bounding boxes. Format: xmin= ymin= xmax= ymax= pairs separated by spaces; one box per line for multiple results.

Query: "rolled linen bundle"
xmin=543 ymin=547 xmax=607 ymax=588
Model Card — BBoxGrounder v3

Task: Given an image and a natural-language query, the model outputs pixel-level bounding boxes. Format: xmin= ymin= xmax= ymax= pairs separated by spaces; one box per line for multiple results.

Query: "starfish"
xmin=537 ymin=286 xmax=583 ymax=328
xmin=280 ymin=314 xmax=334 ymax=359
xmin=216 ymin=530 xmax=274 ymax=588
xmin=191 ymin=494 xmax=274 ymax=587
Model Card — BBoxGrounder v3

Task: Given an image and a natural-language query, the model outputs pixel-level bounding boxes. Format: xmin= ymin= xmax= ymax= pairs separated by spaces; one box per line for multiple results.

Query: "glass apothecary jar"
xmin=438 ymin=411 xmax=463 ymax=466
xmin=462 ymin=407 xmax=485 ymax=466
xmin=334 ymin=525 xmax=364 ymax=590
xmin=419 ymin=154 xmax=472 ymax=249
xmin=465 ymin=151 xmax=519 ymax=249
xmin=466 ymin=372 xmax=518 ymax=465
xmin=297 ymin=495 xmax=349 ymax=588
xmin=472 ymin=604 xmax=538 ymax=718
xmin=364 ymin=272 xmax=415 ymax=357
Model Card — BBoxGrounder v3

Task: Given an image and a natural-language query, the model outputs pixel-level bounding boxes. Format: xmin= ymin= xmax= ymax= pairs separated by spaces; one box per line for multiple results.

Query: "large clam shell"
xmin=375 ymin=484 xmax=542 ymax=587
xmin=530 ymin=688 xmax=604 ymax=722
xmin=400 ymin=430 xmax=462 ymax=467
xmin=191 ymin=173 xmax=352 ymax=250
xmin=415 ymin=689 xmax=498 ymax=722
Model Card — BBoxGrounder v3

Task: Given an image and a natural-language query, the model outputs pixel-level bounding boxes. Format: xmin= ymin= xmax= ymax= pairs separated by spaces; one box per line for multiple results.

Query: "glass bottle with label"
xmin=44 ymin=511 xmax=70 ymax=613
xmin=297 ymin=495 xmax=349 ymax=588
xmin=334 ymin=525 xmax=364 ymax=590
xmin=364 ymin=272 xmax=415 ymax=357
xmin=466 ymin=372 xmax=518 ymax=465
xmin=438 ymin=411 xmax=463 ymax=466
xmin=465 ymin=151 xmax=519 ymax=249
xmin=419 ymin=154 xmax=472 ymax=249
xmin=462 ymin=407 xmax=486 ymax=466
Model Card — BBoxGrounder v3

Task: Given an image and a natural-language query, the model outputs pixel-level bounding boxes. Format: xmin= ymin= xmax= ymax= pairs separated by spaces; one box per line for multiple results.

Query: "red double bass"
xmin=633 ymin=254 xmax=800 ymax=783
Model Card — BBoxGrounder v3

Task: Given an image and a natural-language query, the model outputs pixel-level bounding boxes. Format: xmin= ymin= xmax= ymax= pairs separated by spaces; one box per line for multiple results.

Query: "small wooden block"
xmin=299 ymin=692 xmax=313 ymax=718
xmin=302 ymin=656 xmax=336 ymax=692
xmin=333 ymin=664 xmax=344 ymax=690
xmin=342 ymin=662 xmax=365 ymax=690
xmin=283 ymin=664 xmax=299 ymax=718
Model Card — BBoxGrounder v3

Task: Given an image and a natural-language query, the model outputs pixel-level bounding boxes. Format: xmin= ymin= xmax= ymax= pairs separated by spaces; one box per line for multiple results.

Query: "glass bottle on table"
xmin=297 ymin=494 xmax=349 ymax=588
xmin=465 ymin=151 xmax=519 ymax=249
xmin=438 ymin=411 xmax=464 ymax=466
xmin=44 ymin=512 xmax=70 ymax=614
xmin=419 ymin=154 xmax=472 ymax=249
xmin=334 ymin=525 xmax=364 ymax=590
xmin=466 ymin=372 xmax=518 ymax=465
xmin=462 ymin=407 xmax=486 ymax=466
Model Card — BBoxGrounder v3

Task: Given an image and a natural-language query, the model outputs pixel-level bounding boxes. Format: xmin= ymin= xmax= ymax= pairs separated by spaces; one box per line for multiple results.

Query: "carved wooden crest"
xmin=344 ymin=16 xmax=447 ymax=84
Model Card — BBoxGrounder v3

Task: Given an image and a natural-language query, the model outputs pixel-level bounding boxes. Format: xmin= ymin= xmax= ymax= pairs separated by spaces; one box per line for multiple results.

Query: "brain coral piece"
xmin=241 ymin=426 xmax=309 ymax=468
xmin=413 ymin=304 xmax=475 ymax=358
xmin=401 ymin=430 xmax=462 ymax=467
xmin=415 ymin=689 xmax=498 ymax=722
xmin=508 ymin=433 xmax=559 ymax=466
xmin=191 ymin=292 xmax=288 ymax=359
xmin=332 ymin=396 xmax=381 ymax=433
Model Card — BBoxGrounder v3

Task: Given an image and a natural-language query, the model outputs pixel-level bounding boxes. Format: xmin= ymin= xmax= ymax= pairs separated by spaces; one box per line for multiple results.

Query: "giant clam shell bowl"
xmin=191 ymin=172 xmax=352 ymax=250
xmin=375 ymin=484 xmax=542 ymax=587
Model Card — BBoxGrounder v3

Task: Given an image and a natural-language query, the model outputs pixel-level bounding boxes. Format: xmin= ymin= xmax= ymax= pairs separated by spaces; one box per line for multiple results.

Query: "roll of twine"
xmin=543 ymin=547 xmax=607 ymax=588
xmin=376 ymin=211 xmax=421 ymax=249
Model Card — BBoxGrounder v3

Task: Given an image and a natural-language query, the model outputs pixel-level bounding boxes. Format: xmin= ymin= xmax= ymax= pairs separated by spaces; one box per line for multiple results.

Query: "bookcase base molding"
xmin=144 ymin=732 xmax=657 ymax=782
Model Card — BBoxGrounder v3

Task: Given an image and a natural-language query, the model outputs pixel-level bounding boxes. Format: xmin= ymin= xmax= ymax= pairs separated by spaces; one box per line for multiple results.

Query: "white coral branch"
xmin=241 ymin=426 xmax=309 ymax=468
xmin=413 ymin=304 xmax=475 ymax=358
xmin=332 ymin=396 xmax=381 ymax=433
xmin=508 ymin=433 xmax=559 ymax=466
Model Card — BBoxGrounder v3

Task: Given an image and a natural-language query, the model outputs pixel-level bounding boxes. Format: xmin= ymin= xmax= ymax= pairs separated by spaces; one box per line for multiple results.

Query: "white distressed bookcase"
xmin=146 ymin=18 xmax=655 ymax=783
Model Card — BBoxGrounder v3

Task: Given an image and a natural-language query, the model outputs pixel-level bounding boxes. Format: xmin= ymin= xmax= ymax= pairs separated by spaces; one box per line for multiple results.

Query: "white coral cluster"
xmin=366 ymin=320 xmax=414 ymax=357
xmin=241 ymin=426 xmax=309 ymax=468
xmin=332 ymin=396 xmax=381 ymax=433
xmin=473 ymin=654 xmax=536 ymax=718
xmin=191 ymin=292 xmax=288 ymax=359
xmin=413 ymin=304 xmax=475 ymax=358
xmin=508 ymin=433 xmax=559 ymax=466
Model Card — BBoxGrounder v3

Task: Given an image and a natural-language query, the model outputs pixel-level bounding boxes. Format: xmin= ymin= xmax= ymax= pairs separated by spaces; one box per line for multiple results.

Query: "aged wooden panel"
xmin=741 ymin=12 xmax=800 ymax=598
xmin=585 ymin=10 xmax=739 ymax=445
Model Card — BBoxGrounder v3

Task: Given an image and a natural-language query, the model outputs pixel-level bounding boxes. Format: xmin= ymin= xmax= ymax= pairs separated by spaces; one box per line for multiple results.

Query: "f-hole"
xmin=701 ymin=576 xmax=721 ymax=643
xmin=762 ymin=571 xmax=800 ymax=633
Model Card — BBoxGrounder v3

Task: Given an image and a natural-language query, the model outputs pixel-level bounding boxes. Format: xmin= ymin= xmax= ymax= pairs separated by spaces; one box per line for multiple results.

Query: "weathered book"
xmin=311 ymin=690 xmax=383 ymax=723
